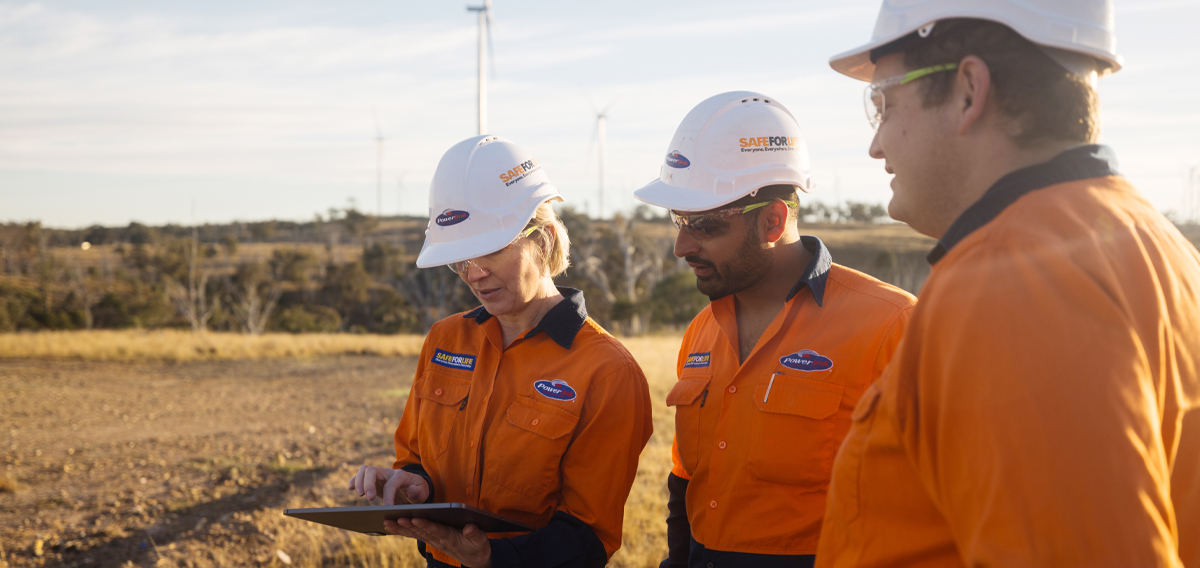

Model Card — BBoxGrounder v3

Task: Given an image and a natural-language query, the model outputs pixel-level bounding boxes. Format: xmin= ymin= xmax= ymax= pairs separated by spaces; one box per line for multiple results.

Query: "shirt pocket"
xmin=412 ymin=370 xmax=471 ymax=460
xmin=746 ymin=373 xmax=845 ymax=489
xmin=833 ymin=382 xmax=882 ymax=523
xmin=666 ymin=374 xmax=711 ymax=477
xmin=486 ymin=396 xmax=579 ymax=498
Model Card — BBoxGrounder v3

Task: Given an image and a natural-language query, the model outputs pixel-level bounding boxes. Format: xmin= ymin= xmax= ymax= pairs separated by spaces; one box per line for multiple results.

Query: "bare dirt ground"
xmin=0 ymin=356 xmax=423 ymax=567
xmin=0 ymin=335 xmax=680 ymax=568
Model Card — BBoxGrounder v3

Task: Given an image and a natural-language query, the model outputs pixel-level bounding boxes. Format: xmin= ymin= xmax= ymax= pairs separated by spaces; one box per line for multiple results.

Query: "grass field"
xmin=0 ymin=331 xmax=679 ymax=567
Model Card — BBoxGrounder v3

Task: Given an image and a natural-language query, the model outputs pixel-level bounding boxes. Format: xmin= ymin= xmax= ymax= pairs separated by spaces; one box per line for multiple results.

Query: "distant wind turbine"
xmin=396 ymin=173 xmax=405 ymax=217
xmin=374 ymin=114 xmax=385 ymax=216
xmin=467 ymin=0 xmax=495 ymax=135
xmin=586 ymin=98 xmax=616 ymax=219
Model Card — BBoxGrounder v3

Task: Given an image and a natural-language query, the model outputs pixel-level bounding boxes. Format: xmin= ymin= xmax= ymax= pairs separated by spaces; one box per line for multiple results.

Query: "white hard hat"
xmin=829 ymin=0 xmax=1121 ymax=82
xmin=634 ymin=91 xmax=815 ymax=213
xmin=415 ymin=135 xmax=562 ymax=268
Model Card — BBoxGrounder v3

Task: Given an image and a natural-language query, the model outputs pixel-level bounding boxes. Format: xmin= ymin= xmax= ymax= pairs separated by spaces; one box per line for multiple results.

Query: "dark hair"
xmin=888 ymin=19 xmax=1099 ymax=147
xmin=729 ymin=184 xmax=800 ymax=223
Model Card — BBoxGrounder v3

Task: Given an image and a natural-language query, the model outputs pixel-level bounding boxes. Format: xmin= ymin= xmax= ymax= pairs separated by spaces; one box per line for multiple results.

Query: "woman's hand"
xmin=347 ymin=465 xmax=430 ymax=505
xmin=385 ymin=518 xmax=492 ymax=568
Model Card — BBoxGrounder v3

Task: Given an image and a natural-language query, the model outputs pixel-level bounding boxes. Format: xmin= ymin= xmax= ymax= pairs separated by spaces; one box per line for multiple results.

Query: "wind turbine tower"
xmin=588 ymin=99 xmax=614 ymax=219
xmin=597 ymin=111 xmax=607 ymax=219
xmin=375 ymin=116 xmax=385 ymax=216
xmin=467 ymin=0 xmax=494 ymax=135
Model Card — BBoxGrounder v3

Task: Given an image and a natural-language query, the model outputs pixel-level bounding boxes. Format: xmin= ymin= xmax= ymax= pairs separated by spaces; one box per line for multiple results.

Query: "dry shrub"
xmin=0 ymin=477 xmax=18 ymax=494
xmin=0 ymin=330 xmax=425 ymax=362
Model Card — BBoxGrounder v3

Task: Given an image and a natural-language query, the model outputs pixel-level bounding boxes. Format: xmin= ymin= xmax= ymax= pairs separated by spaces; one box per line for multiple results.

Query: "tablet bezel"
xmin=284 ymin=503 xmax=534 ymax=535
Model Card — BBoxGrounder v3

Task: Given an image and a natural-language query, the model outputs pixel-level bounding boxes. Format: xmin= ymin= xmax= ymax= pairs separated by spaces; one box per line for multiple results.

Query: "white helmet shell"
xmin=829 ymin=0 xmax=1121 ymax=82
xmin=634 ymin=91 xmax=815 ymax=213
xmin=416 ymin=135 xmax=562 ymax=268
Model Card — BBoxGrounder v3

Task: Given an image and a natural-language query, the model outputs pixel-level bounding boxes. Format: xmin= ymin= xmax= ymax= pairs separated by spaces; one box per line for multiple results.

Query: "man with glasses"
xmin=818 ymin=2 xmax=1200 ymax=566
xmin=634 ymin=91 xmax=916 ymax=568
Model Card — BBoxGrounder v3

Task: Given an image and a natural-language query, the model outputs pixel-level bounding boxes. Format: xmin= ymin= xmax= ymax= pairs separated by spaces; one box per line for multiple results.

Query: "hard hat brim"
xmin=829 ymin=46 xmax=878 ymax=83
xmin=414 ymin=193 xmax=559 ymax=269
xmin=634 ymin=179 xmax=754 ymax=213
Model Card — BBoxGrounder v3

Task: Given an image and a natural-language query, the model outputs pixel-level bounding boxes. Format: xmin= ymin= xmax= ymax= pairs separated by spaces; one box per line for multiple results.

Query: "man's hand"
xmin=347 ymin=465 xmax=430 ymax=505
xmin=385 ymin=518 xmax=492 ymax=568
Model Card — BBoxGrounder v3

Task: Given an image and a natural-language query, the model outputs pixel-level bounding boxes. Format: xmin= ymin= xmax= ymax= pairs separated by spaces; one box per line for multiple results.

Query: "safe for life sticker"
xmin=683 ymin=352 xmax=711 ymax=368
xmin=433 ymin=349 xmax=476 ymax=371
xmin=779 ymin=349 xmax=833 ymax=371
xmin=534 ymin=379 xmax=577 ymax=402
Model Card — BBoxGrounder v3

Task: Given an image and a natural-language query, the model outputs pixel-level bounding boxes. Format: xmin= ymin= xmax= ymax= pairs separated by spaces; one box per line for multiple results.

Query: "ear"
xmin=953 ymin=55 xmax=992 ymax=136
xmin=759 ymin=201 xmax=790 ymax=244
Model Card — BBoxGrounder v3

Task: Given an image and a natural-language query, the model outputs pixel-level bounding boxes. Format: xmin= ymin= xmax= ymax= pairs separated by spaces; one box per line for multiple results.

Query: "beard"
xmin=687 ymin=225 xmax=772 ymax=300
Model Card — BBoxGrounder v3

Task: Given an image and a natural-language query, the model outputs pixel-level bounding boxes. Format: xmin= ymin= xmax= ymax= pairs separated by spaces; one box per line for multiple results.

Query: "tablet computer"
xmin=284 ymin=503 xmax=534 ymax=535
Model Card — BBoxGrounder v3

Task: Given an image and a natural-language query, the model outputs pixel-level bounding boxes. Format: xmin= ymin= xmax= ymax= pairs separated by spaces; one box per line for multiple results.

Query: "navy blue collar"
xmin=928 ymin=144 xmax=1120 ymax=264
xmin=785 ymin=235 xmax=832 ymax=307
xmin=464 ymin=287 xmax=589 ymax=350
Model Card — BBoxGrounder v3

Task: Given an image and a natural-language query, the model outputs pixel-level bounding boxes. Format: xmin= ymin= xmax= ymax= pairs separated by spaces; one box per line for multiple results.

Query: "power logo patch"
xmin=436 ymin=209 xmax=470 ymax=227
xmin=433 ymin=348 xmax=476 ymax=371
xmin=738 ymin=136 xmax=801 ymax=154
xmin=534 ymin=379 xmax=577 ymax=402
xmin=665 ymin=151 xmax=691 ymax=168
xmin=683 ymin=352 xmax=711 ymax=368
xmin=779 ymin=349 xmax=833 ymax=372
xmin=499 ymin=158 xmax=541 ymax=186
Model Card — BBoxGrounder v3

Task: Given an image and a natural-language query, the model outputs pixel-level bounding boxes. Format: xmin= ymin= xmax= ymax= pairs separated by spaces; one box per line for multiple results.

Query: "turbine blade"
xmin=601 ymin=96 xmax=620 ymax=115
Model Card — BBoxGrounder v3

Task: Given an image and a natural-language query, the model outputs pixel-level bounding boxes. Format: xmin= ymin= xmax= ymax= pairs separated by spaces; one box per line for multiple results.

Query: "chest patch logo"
xmin=534 ymin=379 xmax=577 ymax=402
xmin=779 ymin=349 xmax=833 ymax=372
xmin=432 ymin=348 xmax=476 ymax=371
xmin=683 ymin=352 xmax=711 ymax=368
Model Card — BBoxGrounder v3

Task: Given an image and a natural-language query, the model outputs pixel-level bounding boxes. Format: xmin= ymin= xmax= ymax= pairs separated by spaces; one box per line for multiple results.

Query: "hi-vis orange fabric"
xmin=817 ymin=171 xmax=1200 ymax=566
xmin=669 ymin=249 xmax=915 ymax=555
xmin=393 ymin=293 xmax=652 ymax=566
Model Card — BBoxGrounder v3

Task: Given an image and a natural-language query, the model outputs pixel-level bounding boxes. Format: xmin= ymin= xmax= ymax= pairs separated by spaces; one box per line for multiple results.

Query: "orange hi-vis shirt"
xmin=668 ymin=237 xmax=915 ymax=556
xmin=392 ymin=288 xmax=653 ymax=566
xmin=817 ymin=146 xmax=1200 ymax=567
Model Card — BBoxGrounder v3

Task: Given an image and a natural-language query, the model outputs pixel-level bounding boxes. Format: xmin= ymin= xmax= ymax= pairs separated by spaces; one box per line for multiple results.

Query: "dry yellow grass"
xmin=0 ymin=330 xmax=425 ymax=361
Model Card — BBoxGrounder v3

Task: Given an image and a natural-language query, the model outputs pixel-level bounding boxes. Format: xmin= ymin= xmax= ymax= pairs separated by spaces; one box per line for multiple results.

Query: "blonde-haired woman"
xmin=349 ymin=135 xmax=653 ymax=568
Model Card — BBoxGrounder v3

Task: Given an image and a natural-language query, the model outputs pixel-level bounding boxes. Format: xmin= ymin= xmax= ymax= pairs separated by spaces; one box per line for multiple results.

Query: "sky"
xmin=1 ymin=0 xmax=1198 ymax=229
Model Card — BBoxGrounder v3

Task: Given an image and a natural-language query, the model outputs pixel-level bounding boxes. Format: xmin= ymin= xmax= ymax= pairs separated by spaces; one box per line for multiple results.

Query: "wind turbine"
xmin=396 ymin=172 xmax=405 ymax=217
xmin=467 ymin=0 xmax=495 ymax=135
xmin=586 ymin=99 xmax=616 ymax=219
xmin=374 ymin=114 xmax=385 ymax=216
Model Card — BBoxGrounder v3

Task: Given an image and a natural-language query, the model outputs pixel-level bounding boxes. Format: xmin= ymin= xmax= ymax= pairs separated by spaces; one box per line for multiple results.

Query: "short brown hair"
xmin=730 ymin=184 xmax=800 ymax=223
xmin=896 ymin=19 xmax=1099 ymax=147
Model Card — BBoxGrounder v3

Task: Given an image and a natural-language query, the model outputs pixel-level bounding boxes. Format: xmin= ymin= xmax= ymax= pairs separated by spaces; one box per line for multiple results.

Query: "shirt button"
xmin=434 ymin=388 xmax=443 ymax=396
xmin=709 ymin=500 xmax=718 ymax=509
xmin=727 ymin=385 xmax=737 ymax=394
xmin=470 ymin=440 xmax=475 ymax=447
xmin=466 ymin=487 xmax=472 ymax=495
xmin=718 ymin=441 xmax=726 ymax=449
xmin=531 ymin=419 xmax=540 ymax=426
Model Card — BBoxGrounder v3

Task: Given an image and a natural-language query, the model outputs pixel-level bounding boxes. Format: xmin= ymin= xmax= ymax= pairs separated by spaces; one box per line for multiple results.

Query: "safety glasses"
xmin=864 ymin=63 xmax=958 ymax=130
xmin=448 ymin=226 xmax=538 ymax=275
xmin=670 ymin=200 xmax=799 ymax=240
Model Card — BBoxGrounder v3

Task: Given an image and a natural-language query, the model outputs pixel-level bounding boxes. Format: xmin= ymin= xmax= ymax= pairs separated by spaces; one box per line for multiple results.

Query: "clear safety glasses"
xmin=447 ymin=225 xmax=538 ymax=276
xmin=670 ymin=200 xmax=799 ymax=240
xmin=864 ymin=63 xmax=959 ymax=130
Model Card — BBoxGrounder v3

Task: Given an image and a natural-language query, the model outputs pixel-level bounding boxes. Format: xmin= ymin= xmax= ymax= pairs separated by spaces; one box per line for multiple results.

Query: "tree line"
xmin=0 ymin=206 xmax=726 ymax=335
